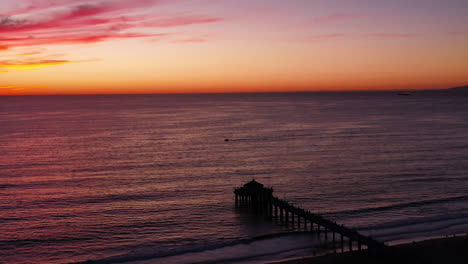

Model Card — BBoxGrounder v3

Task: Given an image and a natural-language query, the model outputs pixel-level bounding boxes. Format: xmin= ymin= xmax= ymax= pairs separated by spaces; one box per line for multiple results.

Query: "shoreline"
xmin=274 ymin=234 xmax=468 ymax=264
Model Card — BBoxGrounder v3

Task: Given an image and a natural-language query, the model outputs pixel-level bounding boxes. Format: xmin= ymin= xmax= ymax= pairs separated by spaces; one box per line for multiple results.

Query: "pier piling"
xmin=234 ymin=180 xmax=386 ymax=252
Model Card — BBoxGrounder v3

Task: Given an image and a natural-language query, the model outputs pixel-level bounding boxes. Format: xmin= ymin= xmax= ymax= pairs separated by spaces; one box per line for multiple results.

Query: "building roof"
xmin=234 ymin=179 xmax=273 ymax=195
xmin=243 ymin=179 xmax=264 ymax=190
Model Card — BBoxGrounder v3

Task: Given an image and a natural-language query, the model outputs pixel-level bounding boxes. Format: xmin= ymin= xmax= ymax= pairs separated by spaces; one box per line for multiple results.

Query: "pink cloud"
xmin=144 ymin=16 xmax=223 ymax=28
xmin=310 ymin=13 xmax=367 ymax=24
xmin=447 ymin=31 xmax=468 ymax=36
xmin=16 ymin=51 xmax=45 ymax=56
xmin=1 ymin=0 xmax=83 ymax=16
xmin=172 ymin=34 xmax=214 ymax=43
xmin=301 ymin=32 xmax=428 ymax=42
xmin=0 ymin=0 xmax=222 ymax=72
xmin=305 ymin=33 xmax=347 ymax=41
xmin=0 ymin=0 xmax=222 ymax=49
xmin=0 ymin=59 xmax=70 ymax=66
xmin=172 ymin=38 xmax=207 ymax=43
xmin=367 ymin=33 xmax=424 ymax=38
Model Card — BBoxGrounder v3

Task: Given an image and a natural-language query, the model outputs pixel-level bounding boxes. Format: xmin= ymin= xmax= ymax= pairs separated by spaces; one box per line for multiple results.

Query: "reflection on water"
xmin=1 ymin=91 xmax=468 ymax=263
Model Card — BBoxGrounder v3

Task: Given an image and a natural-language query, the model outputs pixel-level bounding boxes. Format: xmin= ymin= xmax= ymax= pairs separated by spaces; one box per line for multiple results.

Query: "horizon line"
xmin=0 ymin=87 xmax=460 ymax=97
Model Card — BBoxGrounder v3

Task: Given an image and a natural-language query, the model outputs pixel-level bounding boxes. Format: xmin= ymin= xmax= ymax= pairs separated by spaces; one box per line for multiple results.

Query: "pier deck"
xmin=234 ymin=180 xmax=387 ymax=252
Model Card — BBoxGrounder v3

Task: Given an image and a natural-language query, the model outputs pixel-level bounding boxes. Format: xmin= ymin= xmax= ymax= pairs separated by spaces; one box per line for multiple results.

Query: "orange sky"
xmin=1 ymin=0 xmax=467 ymax=95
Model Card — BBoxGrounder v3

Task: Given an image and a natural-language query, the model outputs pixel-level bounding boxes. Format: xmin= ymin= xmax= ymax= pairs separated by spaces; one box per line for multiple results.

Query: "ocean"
xmin=1 ymin=91 xmax=468 ymax=264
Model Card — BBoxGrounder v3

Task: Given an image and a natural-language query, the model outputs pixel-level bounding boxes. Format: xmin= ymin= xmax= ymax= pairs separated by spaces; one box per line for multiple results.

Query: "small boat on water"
xmin=398 ymin=92 xmax=411 ymax=96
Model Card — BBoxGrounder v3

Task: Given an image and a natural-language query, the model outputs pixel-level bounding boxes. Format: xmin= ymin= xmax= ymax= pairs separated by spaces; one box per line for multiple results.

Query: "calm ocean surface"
xmin=1 ymin=91 xmax=468 ymax=264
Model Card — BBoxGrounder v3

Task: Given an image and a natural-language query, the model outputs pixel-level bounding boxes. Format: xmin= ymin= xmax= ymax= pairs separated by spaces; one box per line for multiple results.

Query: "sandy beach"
xmin=275 ymin=235 xmax=468 ymax=264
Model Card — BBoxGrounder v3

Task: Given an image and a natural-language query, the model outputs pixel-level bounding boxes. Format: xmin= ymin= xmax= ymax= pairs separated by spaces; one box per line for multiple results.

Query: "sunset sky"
xmin=1 ymin=0 xmax=467 ymax=95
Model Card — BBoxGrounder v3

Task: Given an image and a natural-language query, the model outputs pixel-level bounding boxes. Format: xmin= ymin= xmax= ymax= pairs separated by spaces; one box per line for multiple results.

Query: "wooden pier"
xmin=234 ymin=180 xmax=387 ymax=252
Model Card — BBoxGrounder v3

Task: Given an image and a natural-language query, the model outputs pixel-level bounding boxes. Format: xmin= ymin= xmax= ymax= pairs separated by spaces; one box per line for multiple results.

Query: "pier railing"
xmin=234 ymin=180 xmax=387 ymax=252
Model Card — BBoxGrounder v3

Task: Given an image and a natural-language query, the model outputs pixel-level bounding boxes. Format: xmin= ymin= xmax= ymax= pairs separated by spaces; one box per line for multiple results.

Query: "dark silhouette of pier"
xmin=234 ymin=180 xmax=387 ymax=253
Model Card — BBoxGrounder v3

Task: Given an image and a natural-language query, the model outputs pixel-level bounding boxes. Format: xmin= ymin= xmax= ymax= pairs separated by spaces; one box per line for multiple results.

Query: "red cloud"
xmin=1 ymin=0 xmax=164 ymax=17
xmin=1 ymin=32 xmax=171 ymax=48
xmin=0 ymin=0 xmax=221 ymax=49
xmin=0 ymin=0 xmax=221 ymax=72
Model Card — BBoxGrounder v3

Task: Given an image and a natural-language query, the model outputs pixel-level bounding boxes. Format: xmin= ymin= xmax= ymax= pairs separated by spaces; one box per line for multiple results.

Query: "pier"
xmin=234 ymin=180 xmax=387 ymax=252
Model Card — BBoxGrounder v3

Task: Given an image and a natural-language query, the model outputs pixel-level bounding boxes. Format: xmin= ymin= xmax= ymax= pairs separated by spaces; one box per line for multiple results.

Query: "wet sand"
xmin=275 ymin=235 xmax=468 ymax=264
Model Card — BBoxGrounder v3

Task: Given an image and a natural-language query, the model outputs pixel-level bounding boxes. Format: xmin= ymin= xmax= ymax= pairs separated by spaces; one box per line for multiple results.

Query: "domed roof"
xmin=243 ymin=179 xmax=264 ymax=190
xmin=234 ymin=179 xmax=273 ymax=195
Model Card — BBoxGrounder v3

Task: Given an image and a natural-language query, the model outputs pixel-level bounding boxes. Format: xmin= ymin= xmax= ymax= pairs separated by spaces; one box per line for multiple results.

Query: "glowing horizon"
xmin=1 ymin=0 xmax=467 ymax=95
